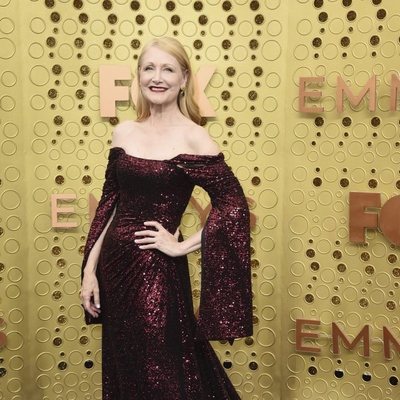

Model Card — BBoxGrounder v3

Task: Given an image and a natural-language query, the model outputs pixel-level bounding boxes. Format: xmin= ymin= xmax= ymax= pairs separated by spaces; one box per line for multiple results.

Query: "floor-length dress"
xmin=81 ymin=146 xmax=252 ymax=399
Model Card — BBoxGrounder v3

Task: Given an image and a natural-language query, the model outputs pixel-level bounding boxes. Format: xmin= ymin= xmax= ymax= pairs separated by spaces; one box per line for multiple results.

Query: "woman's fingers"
xmin=143 ymin=220 xmax=162 ymax=230
xmin=135 ymin=221 xmax=182 ymax=256
xmin=87 ymin=308 xmax=100 ymax=318
xmin=82 ymin=295 xmax=101 ymax=317
xmin=82 ymin=295 xmax=94 ymax=315
xmin=136 ymin=243 xmax=157 ymax=250
xmin=135 ymin=237 xmax=157 ymax=244
xmin=89 ymin=304 xmax=101 ymax=317
xmin=134 ymin=221 xmax=167 ymax=244
xmin=93 ymin=287 xmax=101 ymax=309
xmin=81 ymin=274 xmax=101 ymax=317
xmin=134 ymin=229 xmax=157 ymax=237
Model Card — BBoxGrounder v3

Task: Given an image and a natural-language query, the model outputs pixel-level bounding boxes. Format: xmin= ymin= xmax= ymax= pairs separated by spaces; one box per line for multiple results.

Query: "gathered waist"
xmin=111 ymin=213 xmax=179 ymax=234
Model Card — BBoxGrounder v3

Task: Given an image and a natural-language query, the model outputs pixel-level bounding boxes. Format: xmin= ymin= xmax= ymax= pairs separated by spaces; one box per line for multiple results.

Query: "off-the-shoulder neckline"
xmin=110 ymin=146 xmax=223 ymax=162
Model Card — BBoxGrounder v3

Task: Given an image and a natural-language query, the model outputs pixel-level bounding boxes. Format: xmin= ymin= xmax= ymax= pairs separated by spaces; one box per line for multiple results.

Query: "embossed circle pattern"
xmin=1 ymin=1 xmax=400 ymax=399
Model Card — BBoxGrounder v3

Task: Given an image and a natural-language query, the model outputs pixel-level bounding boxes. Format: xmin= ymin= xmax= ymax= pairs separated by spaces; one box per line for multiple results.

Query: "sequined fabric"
xmin=81 ymin=146 xmax=252 ymax=400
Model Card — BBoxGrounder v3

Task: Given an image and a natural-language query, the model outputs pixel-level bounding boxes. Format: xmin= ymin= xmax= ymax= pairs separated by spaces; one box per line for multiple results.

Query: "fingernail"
xmin=96 ymin=304 xmax=100 ymax=308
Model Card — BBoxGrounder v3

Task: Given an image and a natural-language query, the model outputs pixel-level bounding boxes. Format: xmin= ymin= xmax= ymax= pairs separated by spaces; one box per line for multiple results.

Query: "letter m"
xmin=332 ymin=323 xmax=370 ymax=357
xmin=337 ymin=75 xmax=376 ymax=112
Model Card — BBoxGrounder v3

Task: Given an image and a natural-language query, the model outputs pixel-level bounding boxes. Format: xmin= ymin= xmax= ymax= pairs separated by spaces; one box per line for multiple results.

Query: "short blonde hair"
xmin=135 ymin=37 xmax=201 ymax=125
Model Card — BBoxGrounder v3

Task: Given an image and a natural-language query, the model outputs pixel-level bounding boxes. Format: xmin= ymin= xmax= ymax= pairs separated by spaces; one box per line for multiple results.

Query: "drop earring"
xmin=180 ymin=86 xmax=185 ymax=97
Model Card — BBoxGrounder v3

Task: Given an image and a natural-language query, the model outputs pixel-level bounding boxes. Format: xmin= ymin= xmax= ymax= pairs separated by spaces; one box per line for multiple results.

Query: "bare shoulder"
xmin=187 ymin=123 xmax=220 ymax=155
xmin=111 ymin=120 xmax=137 ymax=147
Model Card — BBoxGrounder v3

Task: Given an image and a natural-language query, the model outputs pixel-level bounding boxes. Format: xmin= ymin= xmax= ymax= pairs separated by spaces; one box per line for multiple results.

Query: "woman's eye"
xmin=144 ymin=66 xmax=153 ymax=71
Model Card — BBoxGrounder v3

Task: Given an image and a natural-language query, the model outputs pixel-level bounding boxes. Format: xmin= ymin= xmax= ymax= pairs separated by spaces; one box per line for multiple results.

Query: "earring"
xmin=180 ymin=86 xmax=185 ymax=97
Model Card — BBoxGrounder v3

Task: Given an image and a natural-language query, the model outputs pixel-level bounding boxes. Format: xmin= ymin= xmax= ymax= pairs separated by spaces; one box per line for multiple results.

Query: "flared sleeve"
xmin=81 ymin=147 xmax=121 ymax=324
xmin=173 ymin=153 xmax=253 ymax=341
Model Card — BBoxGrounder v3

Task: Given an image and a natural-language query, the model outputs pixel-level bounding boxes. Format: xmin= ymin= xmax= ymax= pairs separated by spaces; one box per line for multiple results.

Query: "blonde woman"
xmin=81 ymin=37 xmax=252 ymax=399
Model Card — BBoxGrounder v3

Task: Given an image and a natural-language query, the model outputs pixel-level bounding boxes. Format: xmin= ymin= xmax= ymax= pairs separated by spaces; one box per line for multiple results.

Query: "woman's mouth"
xmin=149 ymin=86 xmax=168 ymax=92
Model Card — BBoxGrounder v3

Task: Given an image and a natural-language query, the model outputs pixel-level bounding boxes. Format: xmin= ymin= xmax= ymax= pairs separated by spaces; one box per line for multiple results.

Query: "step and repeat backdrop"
xmin=0 ymin=0 xmax=399 ymax=399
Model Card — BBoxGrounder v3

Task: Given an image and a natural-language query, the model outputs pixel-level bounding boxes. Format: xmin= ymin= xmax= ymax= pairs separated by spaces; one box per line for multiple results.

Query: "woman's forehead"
xmin=141 ymin=46 xmax=180 ymax=65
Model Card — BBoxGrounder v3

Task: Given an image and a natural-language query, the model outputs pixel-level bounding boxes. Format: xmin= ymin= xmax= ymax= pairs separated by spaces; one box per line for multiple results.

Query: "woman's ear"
xmin=182 ymin=69 xmax=188 ymax=87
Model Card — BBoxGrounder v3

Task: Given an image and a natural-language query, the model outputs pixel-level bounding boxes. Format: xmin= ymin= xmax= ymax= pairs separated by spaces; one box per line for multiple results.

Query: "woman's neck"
xmin=146 ymin=103 xmax=186 ymax=127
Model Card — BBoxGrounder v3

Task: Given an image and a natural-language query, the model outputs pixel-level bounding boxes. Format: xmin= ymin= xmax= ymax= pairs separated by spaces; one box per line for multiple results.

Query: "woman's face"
xmin=139 ymin=46 xmax=187 ymax=107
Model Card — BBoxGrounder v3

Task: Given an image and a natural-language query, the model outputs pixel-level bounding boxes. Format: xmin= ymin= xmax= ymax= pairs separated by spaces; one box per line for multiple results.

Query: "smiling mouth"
xmin=149 ymin=86 xmax=168 ymax=92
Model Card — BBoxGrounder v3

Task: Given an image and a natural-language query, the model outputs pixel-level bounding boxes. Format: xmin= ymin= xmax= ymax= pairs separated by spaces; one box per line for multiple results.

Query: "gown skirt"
xmin=81 ymin=147 xmax=253 ymax=400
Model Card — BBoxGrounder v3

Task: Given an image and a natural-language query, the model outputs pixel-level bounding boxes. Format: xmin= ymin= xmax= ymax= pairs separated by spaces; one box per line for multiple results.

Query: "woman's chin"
xmin=145 ymin=95 xmax=178 ymax=107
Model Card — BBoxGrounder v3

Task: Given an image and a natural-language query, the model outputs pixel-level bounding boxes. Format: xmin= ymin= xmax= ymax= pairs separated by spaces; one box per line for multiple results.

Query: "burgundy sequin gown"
xmin=81 ymin=146 xmax=252 ymax=400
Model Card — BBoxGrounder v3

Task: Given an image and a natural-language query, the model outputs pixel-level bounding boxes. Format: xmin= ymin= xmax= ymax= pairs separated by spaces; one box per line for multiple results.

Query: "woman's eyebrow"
xmin=142 ymin=62 xmax=176 ymax=68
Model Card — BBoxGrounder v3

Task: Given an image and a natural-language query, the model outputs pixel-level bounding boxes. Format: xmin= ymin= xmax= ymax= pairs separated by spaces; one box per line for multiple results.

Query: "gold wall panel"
xmin=0 ymin=0 xmax=399 ymax=399
xmin=283 ymin=0 xmax=400 ymax=399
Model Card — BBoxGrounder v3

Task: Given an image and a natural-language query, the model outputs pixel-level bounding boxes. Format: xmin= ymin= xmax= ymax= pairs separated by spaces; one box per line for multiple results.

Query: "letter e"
xmin=299 ymin=77 xmax=324 ymax=113
xmin=51 ymin=194 xmax=78 ymax=228
xmin=295 ymin=319 xmax=321 ymax=353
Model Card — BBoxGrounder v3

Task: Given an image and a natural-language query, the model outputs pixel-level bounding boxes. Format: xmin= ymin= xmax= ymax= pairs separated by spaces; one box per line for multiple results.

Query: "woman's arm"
xmin=81 ymin=208 xmax=116 ymax=316
xmin=179 ymin=227 xmax=202 ymax=254
xmin=134 ymin=221 xmax=202 ymax=257
xmin=83 ymin=208 xmax=116 ymax=274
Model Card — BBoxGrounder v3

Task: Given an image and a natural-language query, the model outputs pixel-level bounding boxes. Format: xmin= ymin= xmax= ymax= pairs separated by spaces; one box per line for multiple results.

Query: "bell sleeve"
xmin=81 ymin=147 xmax=121 ymax=324
xmin=174 ymin=153 xmax=253 ymax=341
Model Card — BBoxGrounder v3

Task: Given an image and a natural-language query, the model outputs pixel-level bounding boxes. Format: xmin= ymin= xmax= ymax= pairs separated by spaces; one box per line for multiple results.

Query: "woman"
xmin=81 ymin=37 xmax=252 ymax=400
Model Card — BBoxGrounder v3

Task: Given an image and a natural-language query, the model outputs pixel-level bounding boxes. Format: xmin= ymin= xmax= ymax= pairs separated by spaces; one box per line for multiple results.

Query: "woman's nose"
xmin=152 ymin=68 xmax=162 ymax=83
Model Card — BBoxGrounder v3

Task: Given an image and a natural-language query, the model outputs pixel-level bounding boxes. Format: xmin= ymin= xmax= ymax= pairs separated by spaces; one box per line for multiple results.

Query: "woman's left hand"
xmin=134 ymin=221 xmax=184 ymax=257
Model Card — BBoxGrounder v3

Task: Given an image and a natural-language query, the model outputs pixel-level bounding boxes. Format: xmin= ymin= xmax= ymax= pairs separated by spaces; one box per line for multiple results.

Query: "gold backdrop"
xmin=0 ymin=0 xmax=399 ymax=399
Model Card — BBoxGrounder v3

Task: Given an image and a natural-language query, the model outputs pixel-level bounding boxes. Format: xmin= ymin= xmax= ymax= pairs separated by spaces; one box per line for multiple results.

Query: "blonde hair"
xmin=135 ymin=37 xmax=201 ymax=125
